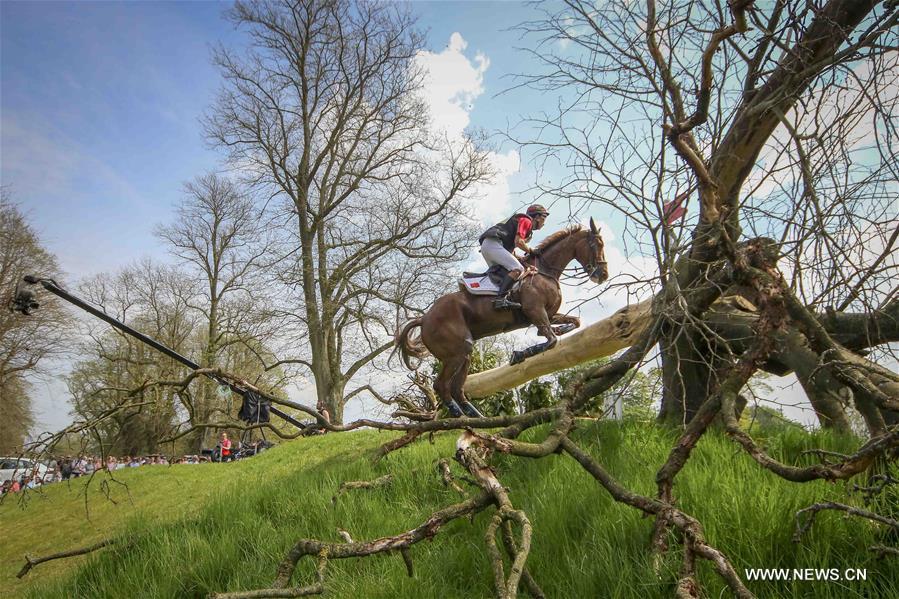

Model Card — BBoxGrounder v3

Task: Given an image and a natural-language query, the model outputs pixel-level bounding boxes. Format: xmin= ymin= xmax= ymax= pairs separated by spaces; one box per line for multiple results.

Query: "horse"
xmin=395 ymin=218 xmax=608 ymax=417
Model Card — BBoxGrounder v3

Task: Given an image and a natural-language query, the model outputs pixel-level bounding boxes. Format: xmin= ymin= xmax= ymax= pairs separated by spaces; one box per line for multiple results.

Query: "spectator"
xmin=48 ymin=457 xmax=60 ymax=482
xmin=74 ymin=456 xmax=87 ymax=477
xmin=219 ymin=432 xmax=233 ymax=462
xmin=316 ymin=401 xmax=331 ymax=425
xmin=60 ymin=457 xmax=73 ymax=481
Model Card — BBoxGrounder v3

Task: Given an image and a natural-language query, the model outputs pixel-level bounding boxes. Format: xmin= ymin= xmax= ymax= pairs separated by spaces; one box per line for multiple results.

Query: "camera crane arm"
xmin=12 ymin=275 xmax=308 ymax=431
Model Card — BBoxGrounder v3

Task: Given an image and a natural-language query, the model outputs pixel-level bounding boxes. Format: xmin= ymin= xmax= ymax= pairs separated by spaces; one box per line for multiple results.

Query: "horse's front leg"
xmin=509 ymin=310 xmax=557 ymax=365
xmin=550 ymin=313 xmax=580 ymax=336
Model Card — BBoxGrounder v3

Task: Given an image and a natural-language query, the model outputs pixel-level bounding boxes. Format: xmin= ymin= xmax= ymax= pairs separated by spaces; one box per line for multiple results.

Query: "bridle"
xmin=528 ymin=230 xmax=606 ymax=283
xmin=585 ymin=231 xmax=607 ymax=280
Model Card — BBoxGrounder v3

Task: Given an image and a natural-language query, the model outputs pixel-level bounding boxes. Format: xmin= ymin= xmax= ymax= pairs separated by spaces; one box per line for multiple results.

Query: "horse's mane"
xmin=535 ymin=225 xmax=584 ymax=253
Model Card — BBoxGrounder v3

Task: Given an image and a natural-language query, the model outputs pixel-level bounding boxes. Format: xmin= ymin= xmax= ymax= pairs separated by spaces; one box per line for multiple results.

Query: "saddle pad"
xmin=459 ymin=274 xmax=500 ymax=296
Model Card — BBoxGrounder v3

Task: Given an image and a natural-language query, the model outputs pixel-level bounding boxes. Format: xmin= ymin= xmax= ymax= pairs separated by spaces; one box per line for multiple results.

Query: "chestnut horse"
xmin=395 ymin=218 xmax=608 ymax=417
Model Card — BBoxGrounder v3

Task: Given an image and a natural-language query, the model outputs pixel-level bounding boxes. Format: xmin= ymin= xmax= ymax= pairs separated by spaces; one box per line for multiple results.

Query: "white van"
xmin=0 ymin=457 xmax=50 ymax=485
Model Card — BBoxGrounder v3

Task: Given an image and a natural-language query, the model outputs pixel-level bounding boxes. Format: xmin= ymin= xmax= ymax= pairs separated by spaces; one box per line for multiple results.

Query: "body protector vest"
xmin=479 ymin=214 xmax=533 ymax=252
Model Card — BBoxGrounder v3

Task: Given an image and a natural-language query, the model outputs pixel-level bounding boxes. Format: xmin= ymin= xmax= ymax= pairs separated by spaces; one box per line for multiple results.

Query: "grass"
xmin=2 ymin=421 xmax=897 ymax=598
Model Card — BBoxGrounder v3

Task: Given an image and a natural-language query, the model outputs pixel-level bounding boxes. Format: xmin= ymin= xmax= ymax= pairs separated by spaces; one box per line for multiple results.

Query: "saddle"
xmin=459 ymin=265 xmax=506 ymax=296
xmin=458 ymin=265 xmax=537 ymax=297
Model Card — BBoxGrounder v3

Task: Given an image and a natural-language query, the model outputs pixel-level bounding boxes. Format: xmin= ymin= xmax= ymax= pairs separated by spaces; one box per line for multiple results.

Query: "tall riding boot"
xmin=493 ymin=274 xmax=521 ymax=310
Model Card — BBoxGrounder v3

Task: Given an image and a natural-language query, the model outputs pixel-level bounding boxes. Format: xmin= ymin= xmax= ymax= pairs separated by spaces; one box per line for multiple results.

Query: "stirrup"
xmin=493 ymin=296 xmax=521 ymax=310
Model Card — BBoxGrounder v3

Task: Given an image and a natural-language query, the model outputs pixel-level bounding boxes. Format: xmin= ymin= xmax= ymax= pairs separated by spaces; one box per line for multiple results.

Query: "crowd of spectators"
xmin=0 ymin=435 xmax=276 ymax=497
xmin=0 ymin=453 xmax=211 ymax=497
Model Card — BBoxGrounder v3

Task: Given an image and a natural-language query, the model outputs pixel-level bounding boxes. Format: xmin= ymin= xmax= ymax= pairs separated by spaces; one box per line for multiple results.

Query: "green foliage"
xmin=740 ymin=403 xmax=806 ymax=434
xmin=5 ymin=424 xmax=896 ymax=599
xmin=548 ymin=358 xmax=660 ymax=420
xmin=517 ymin=378 xmax=554 ymax=413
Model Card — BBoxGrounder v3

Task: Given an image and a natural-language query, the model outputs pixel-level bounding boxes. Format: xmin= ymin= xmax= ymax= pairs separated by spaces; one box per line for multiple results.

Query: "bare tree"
xmin=0 ymin=192 xmax=68 ymax=453
xmin=69 ymin=262 xmax=198 ymax=455
xmin=511 ymin=0 xmax=898 ymax=430
xmin=205 ymin=0 xmax=492 ymax=422
xmin=155 ymin=173 xmax=276 ymax=449
xmin=66 ymin=256 xmax=293 ymax=455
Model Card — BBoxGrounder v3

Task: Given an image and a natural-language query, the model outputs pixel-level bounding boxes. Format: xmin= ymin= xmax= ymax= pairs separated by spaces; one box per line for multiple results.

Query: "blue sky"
xmin=3 ymin=1 xmax=228 ymax=274
xmin=2 ymin=1 xmax=556 ymax=278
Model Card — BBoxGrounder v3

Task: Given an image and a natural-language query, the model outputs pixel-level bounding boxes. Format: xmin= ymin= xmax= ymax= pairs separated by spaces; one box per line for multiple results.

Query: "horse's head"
xmin=576 ymin=218 xmax=608 ymax=284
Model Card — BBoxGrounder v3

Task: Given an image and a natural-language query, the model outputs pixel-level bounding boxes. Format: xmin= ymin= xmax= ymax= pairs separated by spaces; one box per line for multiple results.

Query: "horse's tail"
xmin=394 ymin=317 xmax=429 ymax=370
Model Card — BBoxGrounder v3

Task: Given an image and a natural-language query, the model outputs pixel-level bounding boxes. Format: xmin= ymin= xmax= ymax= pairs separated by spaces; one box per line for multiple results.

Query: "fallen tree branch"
xmin=464 ymin=299 xmax=653 ymax=398
xmin=560 ymin=436 xmax=754 ymax=599
xmin=17 ymin=537 xmax=120 ymax=579
xmin=793 ymin=501 xmax=899 ymax=542
xmin=869 ymin=545 xmax=899 ymax=559
xmin=457 ymin=431 xmax=536 ymax=599
xmin=331 ymin=474 xmax=394 ymax=504
xmin=210 ymin=552 xmax=328 ymax=598
xmin=375 ymin=430 xmax=422 ymax=459
xmin=212 ymin=493 xmax=494 ymax=598
xmin=437 ymin=458 xmax=468 ymax=497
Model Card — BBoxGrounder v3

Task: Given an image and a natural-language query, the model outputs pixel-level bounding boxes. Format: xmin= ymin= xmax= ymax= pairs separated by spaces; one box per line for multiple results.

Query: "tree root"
xmin=375 ymin=430 xmax=422 ymax=459
xmin=457 ymin=430 xmax=541 ymax=599
xmin=560 ymin=436 xmax=755 ymax=599
xmin=869 ymin=545 xmax=899 ymax=559
xmin=437 ymin=458 xmax=468 ymax=497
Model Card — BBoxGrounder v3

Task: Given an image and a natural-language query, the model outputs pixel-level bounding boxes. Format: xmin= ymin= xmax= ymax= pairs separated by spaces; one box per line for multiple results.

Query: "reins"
xmin=526 ymin=228 xmax=606 ymax=286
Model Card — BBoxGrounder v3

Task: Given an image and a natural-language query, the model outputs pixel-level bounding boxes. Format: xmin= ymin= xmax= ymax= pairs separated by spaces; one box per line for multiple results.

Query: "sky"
xmin=2 ymin=1 xmax=829 ymax=432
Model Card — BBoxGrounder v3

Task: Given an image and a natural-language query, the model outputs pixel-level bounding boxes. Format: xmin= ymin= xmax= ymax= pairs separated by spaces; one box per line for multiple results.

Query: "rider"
xmin=478 ymin=204 xmax=549 ymax=309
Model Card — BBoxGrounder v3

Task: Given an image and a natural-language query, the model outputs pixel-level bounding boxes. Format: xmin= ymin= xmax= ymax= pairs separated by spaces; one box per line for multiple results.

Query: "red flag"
xmin=663 ymin=192 xmax=688 ymax=225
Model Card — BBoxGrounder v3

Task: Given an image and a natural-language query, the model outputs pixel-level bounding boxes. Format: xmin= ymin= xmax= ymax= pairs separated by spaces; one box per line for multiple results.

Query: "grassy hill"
xmin=2 ymin=421 xmax=897 ymax=598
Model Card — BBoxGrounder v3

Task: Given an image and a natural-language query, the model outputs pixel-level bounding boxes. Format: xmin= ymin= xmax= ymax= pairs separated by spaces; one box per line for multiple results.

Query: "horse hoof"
xmin=445 ymin=400 xmax=464 ymax=418
xmin=460 ymin=401 xmax=485 ymax=418
xmin=509 ymin=351 xmax=524 ymax=365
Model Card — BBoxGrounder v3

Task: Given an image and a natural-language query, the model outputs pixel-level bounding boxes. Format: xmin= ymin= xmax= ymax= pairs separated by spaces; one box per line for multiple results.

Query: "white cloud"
xmin=473 ymin=149 xmax=520 ymax=224
xmin=415 ymin=33 xmax=519 ymax=225
xmin=416 ymin=32 xmax=489 ymax=139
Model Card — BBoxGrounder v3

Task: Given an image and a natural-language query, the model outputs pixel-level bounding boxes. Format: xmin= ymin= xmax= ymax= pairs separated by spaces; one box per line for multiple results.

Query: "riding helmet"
xmin=526 ymin=204 xmax=549 ymax=217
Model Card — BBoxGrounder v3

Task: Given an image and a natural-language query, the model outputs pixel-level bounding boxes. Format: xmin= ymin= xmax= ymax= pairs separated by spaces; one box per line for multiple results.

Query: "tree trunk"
xmin=657 ymin=332 xmax=715 ymax=426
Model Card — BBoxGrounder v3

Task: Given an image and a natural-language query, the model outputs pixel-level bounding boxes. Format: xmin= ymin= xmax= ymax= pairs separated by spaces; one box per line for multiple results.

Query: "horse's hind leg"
xmin=450 ymin=353 xmax=485 ymax=418
xmin=421 ymin=303 xmax=476 ymax=418
xmin=434 ymin=354 xmax=467 ymax=418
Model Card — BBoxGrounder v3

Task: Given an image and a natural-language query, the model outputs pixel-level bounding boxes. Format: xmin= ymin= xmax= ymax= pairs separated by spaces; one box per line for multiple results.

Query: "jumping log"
xmin=464 ymin=299 xmax=653 ymax=397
